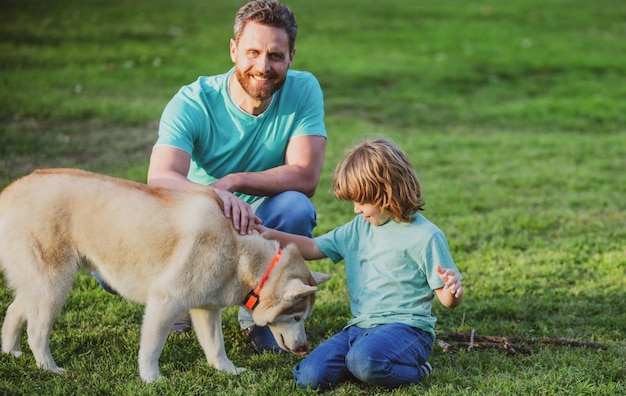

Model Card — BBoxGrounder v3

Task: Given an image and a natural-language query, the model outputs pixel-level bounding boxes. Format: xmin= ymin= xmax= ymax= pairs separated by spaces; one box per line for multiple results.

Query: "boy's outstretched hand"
xmin=435 ymin=265 xmax=463 ymax=308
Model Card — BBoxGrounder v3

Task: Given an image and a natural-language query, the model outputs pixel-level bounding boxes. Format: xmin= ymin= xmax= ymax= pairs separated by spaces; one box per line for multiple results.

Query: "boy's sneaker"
xmin=420 ymin=361 xmax=433 ymax=378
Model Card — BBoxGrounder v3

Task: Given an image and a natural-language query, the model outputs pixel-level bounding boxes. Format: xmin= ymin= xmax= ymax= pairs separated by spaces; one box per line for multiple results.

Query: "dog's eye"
xmin=294 ymin=315 xmax=301 ymax=322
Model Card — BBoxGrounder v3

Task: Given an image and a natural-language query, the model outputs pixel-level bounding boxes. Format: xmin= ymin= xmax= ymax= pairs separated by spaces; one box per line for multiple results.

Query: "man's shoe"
xmin=171 ymin=312 xmax=192 ymax=334
xmin=242 ymin=325 xmax=284 ymax=353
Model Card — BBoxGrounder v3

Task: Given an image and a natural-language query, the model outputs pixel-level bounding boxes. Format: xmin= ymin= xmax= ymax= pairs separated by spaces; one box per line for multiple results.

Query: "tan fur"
xmin=0 ymin=169 xmax=330 ymax=383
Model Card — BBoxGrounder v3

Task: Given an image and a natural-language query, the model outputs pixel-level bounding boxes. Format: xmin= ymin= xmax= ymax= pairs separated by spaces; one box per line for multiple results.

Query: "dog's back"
xmin=0 ymin=168 xmax=229 ymax=302
xmin=0 ymin=168 xmax=240 ymax=376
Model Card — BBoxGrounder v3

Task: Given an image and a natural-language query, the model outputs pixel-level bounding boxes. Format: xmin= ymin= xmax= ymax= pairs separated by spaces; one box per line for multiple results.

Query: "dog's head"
xmin=251 ymin=244 xmax=330 ymax=355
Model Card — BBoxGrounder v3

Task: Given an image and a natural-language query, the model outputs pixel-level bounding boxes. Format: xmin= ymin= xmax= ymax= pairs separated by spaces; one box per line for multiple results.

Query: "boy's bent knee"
xmin=347 ymin=355 xmax=388 ymax=385
xmin=294 ymin=363 xmax=333 ymax=391
xmin=346 ymin=348 xmax=414 ymax=388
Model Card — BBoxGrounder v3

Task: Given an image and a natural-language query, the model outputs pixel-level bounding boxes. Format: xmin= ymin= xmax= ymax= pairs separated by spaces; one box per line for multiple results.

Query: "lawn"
xmin=0 ymin=0 xmax=625 ymax=394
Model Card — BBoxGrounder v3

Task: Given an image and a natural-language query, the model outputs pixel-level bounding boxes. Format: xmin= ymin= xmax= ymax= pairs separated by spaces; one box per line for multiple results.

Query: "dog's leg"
xmin=2 ymin=230 xmax=78 ymax=374
xmin=138 ymin=293 xmax=178 ymax=383
xmin=190 ymin=307 xmax=245 ymax=374
xmin=17 ymin=273 xmax=73 ymax=376
xmin=26 ymin=306 xmax=65 ymax=374
xmin=4 ymin=261 xmax=74 ymax=374
xmin=1 ymin=298 xmax=26 ymax=357
xmin=25 ymin=269 xmax=76 ymax=375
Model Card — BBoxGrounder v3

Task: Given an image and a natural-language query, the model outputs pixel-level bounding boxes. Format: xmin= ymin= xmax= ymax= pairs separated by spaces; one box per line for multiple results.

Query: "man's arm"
xmin=147 ymin=145 xmax=259 ymax=234
xmin=147 ymin=145 xmax=194 ymax=190
xmin=211 ymin=135 xmax=326 ymax=198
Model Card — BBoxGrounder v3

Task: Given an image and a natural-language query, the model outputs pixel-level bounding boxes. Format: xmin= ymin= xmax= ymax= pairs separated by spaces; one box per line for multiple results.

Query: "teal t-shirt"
xmin=155 ymin=68 xmax=327 ymax=204
xmin=314 ymin=213 xmax=462 ymax=339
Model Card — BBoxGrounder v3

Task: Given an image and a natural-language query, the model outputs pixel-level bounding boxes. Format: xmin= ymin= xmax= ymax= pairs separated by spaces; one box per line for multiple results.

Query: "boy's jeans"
xmin=294 ymin=323 xmax=433 ymax=390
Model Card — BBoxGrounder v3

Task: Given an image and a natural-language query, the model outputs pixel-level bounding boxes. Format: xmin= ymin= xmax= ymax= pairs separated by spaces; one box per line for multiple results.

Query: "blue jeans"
xmin=254 ymin=190 xmax=317 ymax=238
xmin=294 ymin=323 xmax=433 ymax=390
xmin=238 ymin=191 xmax=317 ymax=330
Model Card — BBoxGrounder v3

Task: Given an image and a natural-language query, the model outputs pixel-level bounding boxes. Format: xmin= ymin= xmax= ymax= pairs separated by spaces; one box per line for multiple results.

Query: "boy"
xmin=255 ymin=138 xmax=463 ymax=390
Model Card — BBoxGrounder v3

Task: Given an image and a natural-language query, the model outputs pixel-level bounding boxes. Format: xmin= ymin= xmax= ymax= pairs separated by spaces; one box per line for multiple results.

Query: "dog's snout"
xmin=293 ymin=343 xmax=309 ymax=355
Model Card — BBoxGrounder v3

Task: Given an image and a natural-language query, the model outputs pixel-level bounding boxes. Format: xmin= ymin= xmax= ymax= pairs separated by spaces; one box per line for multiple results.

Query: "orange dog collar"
xmin=243 ymin=249 xmax=282 ymax=310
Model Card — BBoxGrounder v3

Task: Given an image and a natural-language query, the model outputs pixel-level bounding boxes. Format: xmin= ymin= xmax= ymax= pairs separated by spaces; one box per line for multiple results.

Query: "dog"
xmin=0 ymin=169 xmax=330 ymax=383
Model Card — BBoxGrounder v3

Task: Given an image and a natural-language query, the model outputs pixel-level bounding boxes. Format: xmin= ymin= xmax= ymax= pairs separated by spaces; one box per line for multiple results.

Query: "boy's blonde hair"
xmin=333 ymin=138 xmax=425 ymax=223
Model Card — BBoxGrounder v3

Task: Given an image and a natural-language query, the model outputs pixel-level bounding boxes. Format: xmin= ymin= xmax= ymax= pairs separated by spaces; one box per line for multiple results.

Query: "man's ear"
xmin=288 ymin=47 xmax=296 ymax=67
xmin=230 ymin=38 xmax=237 ymax=63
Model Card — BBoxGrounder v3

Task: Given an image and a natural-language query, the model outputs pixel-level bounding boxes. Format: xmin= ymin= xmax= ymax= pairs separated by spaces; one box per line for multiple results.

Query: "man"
xmin=146 ymin=0 xmax=326 ymax=352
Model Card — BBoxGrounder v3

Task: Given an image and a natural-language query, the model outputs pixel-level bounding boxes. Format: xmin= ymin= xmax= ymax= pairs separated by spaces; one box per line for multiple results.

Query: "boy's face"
xmin=353 ymin=202 xmax=390 ymax=226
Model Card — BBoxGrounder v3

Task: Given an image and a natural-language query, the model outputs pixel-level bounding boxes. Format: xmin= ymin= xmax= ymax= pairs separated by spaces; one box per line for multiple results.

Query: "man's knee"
xmin=256 ymin=191 xmax=317 ymax=236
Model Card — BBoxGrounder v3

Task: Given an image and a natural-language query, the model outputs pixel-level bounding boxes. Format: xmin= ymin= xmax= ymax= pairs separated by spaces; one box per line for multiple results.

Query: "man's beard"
xmin=235 ymin=68 xmax=287 ymax=101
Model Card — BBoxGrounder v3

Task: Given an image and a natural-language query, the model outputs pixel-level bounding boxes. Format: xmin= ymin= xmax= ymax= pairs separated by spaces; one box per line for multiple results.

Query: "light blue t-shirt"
xmin=155 ymin=68 xmax=327 ymax=204
xmin=314 ymin=213 xmax=462 ymax=339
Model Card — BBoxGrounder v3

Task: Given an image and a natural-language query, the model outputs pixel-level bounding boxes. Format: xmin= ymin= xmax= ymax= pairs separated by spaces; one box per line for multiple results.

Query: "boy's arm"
xmin=254 ymin=225 xmax=326 ymax=260
xmin=434 ymin=265 xmax=463 ymax=308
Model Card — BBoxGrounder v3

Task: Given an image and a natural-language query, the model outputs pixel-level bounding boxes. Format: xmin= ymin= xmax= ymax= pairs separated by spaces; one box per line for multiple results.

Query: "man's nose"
xmin=255 ymin=55 xmax=271 ymax=72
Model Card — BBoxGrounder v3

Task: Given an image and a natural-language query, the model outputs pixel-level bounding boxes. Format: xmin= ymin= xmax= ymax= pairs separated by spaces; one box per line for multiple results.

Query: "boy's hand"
xmin=436 ymin=265 xmax=463 ymax=299
xmin=252 ymin=223 xmax=271 ymax=239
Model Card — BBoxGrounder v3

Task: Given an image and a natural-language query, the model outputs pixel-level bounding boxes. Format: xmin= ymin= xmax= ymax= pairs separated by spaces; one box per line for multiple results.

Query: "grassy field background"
xmin=1 ymin=0 xmax=625 ymax=394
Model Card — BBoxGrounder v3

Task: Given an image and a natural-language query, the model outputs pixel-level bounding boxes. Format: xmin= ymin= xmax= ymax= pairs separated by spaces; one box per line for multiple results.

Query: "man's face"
xmin=230 ymin=21 xmax=294 ymax=101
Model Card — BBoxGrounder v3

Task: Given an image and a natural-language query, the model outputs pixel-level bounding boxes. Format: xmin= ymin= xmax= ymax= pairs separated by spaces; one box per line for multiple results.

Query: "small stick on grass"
xmin=436 ymin=329 xmax=609 ymax=355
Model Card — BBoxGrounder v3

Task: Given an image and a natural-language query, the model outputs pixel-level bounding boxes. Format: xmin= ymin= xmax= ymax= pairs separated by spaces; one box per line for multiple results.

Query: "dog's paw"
xmin=49 ymin=366 xmax=66 ymax=375
xmin=8 ymin=350 xmax=23 ymax=358
xmin=38 ymin=362 xmax=66 ymax=374
xmin=141 ymin=374 xmax=165 ymax=384
xmin=39 ymin=362 xmax=65 ymax=375
xmin=231 ymin=367 xmax=247 ymax=375
xmin=211 ymin=357 xmax=246 ymax=375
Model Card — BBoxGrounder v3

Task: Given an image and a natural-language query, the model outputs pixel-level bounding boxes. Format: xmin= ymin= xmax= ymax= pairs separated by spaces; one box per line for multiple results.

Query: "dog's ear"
xmin=311 ymin=271 xmax=331 ymax=285
xmin=284 ymin=279 xmax=318 ymax=301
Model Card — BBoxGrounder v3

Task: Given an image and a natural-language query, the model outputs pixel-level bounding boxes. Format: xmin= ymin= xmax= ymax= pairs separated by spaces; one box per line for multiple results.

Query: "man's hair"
xmin=234 ymin=0 xmax=298 ymax=52
xmin=333 ymin=138 xmax=425 ymax=223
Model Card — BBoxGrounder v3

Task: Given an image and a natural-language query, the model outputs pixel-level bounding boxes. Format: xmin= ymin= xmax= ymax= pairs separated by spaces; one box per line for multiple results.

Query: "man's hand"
xmin=212 ymin=188 xmax=261 ymax=235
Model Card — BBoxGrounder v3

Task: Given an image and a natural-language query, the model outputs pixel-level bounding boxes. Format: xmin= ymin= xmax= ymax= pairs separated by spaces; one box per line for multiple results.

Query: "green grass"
xmin=1 ymin=0 xmax=625 ymax=394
